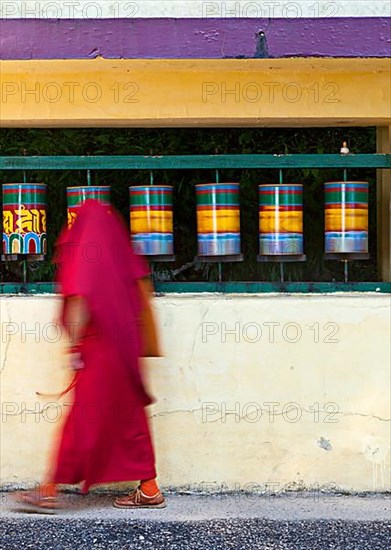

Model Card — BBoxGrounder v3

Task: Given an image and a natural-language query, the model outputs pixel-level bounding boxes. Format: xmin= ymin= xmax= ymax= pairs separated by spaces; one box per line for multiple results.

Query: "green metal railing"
xmin=0 ymin=154 xmax=390 ymax=171
xmin=1 ymin=282 xmax=390 ymax=295
xmin=1 ymin=154 xmax=390 ymax=294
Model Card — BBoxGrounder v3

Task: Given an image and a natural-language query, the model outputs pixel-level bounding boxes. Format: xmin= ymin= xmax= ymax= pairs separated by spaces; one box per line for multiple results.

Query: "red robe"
xmin=50 ymin=200 xmax=156 ymax=492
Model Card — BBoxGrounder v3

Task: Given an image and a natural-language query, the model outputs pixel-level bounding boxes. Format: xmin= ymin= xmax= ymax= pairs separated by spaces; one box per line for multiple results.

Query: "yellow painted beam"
xmin=0 ymin=58 xmax=390 ymax=127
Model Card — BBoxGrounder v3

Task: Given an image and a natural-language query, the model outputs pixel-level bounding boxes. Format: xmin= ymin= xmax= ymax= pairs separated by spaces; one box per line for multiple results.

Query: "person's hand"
xmin=69 ymin=352 xmax=85 ymax=371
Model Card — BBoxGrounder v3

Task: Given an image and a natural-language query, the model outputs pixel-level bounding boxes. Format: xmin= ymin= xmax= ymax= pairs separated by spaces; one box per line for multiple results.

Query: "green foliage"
xmin=0 ymin=127 xmax=377 ymax=283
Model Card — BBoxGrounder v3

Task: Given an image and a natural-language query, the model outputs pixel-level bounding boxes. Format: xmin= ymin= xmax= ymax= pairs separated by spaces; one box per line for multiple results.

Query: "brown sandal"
xmin=113 ymin=488 xmax=166 ymax=509
xmin=15 ymin=491 xmax=61 ymax=514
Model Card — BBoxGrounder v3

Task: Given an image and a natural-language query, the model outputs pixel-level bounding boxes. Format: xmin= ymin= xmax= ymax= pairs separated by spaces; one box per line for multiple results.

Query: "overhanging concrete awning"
xmin=0 ymin=58 xmax=390 ymax=127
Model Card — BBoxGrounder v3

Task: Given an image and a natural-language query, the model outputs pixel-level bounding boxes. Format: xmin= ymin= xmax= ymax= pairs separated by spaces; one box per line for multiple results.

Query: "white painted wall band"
xmin=0 ymin=1 xmax=390 ymax=19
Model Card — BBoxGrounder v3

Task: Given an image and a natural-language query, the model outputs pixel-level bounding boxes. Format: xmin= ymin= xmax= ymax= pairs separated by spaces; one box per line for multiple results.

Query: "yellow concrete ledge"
xmin=0 ymin=58 xmax=390 ymax=127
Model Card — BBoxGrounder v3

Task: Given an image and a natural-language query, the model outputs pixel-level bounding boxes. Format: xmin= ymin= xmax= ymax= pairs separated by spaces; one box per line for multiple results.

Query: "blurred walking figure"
xmin=18 ymin=200 xmax=165 ymax=512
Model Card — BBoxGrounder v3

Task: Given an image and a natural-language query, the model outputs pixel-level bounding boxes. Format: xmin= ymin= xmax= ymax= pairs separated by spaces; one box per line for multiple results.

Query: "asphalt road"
xmin=1 ymin=493 xmax=390 ymax=549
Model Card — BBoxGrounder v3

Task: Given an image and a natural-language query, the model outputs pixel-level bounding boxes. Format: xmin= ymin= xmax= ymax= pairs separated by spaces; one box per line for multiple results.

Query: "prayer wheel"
xmin=2 ymin=183 xmax=47 ymax=255
xmin=324 ymin=181 xmax=369 ymax=254
xmin=67 ymin=186 xmax=111 ymax=228
xmin=196 ymin=183 xmax=242 ymax=258
xmin=258 ymin=184 xmax=304 ymax=256
xmin=129 ymin=185 xmax=174 ymax=256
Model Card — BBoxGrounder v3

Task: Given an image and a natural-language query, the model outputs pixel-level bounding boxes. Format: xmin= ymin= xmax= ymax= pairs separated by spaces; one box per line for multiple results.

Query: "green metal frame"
xmin=1 ymin=282 xmax=390 ymax=295
xmin=0 ymin=154 xmax=390 ymax=170
xmin=1 ymin=153 xmax=390 ymax=295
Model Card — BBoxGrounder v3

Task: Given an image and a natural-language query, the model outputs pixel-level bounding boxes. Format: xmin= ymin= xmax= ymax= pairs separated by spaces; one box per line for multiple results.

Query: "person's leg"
xmin=16 ymin=482 xmax=60 ymax=513
xmin=113 ymin=478 xmax=166 ymax=509
xmin=38 ymin=482 xmax=58 ymax=498
xmin=140 ymin=478 xmax=159 ymax=496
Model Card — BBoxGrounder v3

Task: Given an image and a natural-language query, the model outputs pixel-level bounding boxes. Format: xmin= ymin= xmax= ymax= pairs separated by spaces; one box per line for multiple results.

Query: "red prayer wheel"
xmin=67 ymin=186 xmax=111 ymax=228
xmin=324 ymin=181 xmax=369 ymax=254
xmin=129 ymin=185 xmax=174 ymax=256
xmin=2 ymin=183 xmax=47 ymax=255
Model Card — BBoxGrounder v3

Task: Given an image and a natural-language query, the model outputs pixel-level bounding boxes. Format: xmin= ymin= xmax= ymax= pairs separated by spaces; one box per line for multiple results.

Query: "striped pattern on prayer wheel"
xmin=259 ymin=184 xmax=304 ymax=255
xmin=67 ymin=186 xmax=111 ymax=228
xmin=2 ymin=183 xmax=47 ymax=255
xmin=196 ymin=183 xmax=241 ymax=256
xmin=129 ymin=186 xmax=174 ymax=256
xmin=324 ymin=181 xmax=368 ymax=254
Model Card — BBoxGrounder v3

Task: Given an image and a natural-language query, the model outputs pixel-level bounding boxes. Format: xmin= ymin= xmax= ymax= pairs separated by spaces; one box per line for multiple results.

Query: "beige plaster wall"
xmin=1 ymin=294 xmax=390 ymax=492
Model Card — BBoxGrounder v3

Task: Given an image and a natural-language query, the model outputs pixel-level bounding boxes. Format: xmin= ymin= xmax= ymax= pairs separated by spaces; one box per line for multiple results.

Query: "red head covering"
xmin=54 ymin=199 xmax=151 ymax=404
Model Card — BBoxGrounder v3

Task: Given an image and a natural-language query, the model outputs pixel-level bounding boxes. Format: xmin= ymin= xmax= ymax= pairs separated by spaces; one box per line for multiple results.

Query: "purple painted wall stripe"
xmin=1 ymin=18 xmax=390 ymax=59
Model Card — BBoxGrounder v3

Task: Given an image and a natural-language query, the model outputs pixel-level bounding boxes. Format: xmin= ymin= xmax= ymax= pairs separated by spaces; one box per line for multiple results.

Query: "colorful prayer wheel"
xmin=196 ymin=183 xmax=241 ymax=257
xmin=324 ymin=181 xmax=369 ymax=254
xmin=258 ymin=184 xmax=304 ymax=256
xmin=67 ymin=186 xmax=111 ymax=227
xmin=2 ymin=183 xmax=47 ymax=255
xmin=129 ymin=185 xmax=174 ymax=256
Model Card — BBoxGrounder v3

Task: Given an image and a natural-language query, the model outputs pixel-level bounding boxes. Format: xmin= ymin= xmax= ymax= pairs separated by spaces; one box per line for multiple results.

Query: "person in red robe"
xmin=18 ymin=200 xmax=165 ymax=512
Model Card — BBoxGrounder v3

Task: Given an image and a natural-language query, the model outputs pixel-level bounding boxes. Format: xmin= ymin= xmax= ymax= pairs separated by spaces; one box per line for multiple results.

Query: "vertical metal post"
xmin=343 ymin=260 xmax=349 ymax=283
xmin=215 ymin=168 xmax=222 ymax=281
xmin=342 ymin=143 xmax=349 ymax=283
xmin=22 ymin=149 xmax=27 ymax=184
xmin=218 ymin=262 xmax=223 ymax=283
xmin=22 ymin=151 xmax=28 ymax=287
xmin=376 ymin=126 xmax=391 ymax=282
xmin=280 ymin=262 xmax=284 ymax=284
xmin=22 ymin=258 xmax=27 ymax=286
xmin=87 ymin=170 xmax=91 ymax=186
xmin=279 ymin=170 xmax=284 ymax=283
xmin=341 ymin=141 xmax=349 ymax=182
xmin=150 ymin=149 xmax=154 ymax=185
xmin=148 ymin=151 xmax=155 ymax=280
